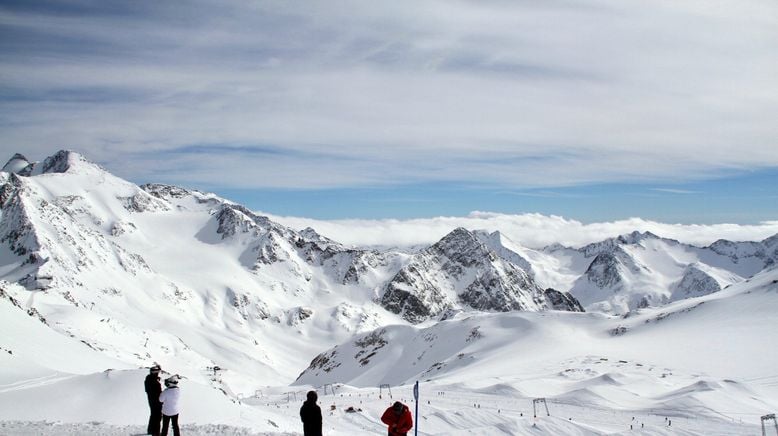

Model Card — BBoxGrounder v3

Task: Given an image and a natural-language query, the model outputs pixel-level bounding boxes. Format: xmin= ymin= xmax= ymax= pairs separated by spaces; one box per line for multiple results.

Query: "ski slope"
xmin=2 ymin=267 xmax=776 ymax=434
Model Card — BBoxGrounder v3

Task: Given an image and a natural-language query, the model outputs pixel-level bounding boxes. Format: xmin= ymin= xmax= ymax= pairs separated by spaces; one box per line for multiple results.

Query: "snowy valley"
xmin=1 ymin=151 xmax=777 ymax=435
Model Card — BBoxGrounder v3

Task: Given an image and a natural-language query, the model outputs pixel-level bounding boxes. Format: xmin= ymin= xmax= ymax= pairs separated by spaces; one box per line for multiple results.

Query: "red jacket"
xmin=381 ymin=404 xmax=413 ymax=436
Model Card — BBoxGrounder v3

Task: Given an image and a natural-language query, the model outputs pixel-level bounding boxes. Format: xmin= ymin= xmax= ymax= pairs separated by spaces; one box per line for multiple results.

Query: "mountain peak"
xmin=447 ymin=226 xmax=475 ymax=239
xmin=762 ymin=233 xmax=778 ymax=248
xmin=39 ymin=150 xmax=86 ymax=174
xmin=3 ymin=150 xmax=104 ymax=177
xmin=2 ymin=153 xmax=33 ymax=175
xmin=617 ymin=230 xmax=660 ymax=245
xmin=670 ymin=263 xmax=723 ymax=300
xmin=381 ymin=225 xmax=565 ymax=323
xmin=430 ymin=227 xmax=481 ymax=253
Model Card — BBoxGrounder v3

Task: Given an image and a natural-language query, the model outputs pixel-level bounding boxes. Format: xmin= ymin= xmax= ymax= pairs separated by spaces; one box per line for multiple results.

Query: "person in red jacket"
xmin=381 ymin=401 xmax=413 ymax=436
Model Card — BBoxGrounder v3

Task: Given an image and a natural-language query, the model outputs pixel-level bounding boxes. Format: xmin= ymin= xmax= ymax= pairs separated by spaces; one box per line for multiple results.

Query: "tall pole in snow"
xmin=413 ymin=380 xmax=419 ymax=436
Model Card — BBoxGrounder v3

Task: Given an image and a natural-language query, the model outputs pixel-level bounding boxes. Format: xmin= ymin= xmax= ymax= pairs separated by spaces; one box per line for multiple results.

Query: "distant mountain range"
xmin=2 ymin=150 xmax=776 ymax=385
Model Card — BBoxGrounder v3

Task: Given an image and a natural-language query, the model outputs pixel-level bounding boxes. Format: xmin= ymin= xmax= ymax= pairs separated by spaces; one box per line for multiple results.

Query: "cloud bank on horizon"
xmin=266 ymin=211 xmax=778 ymax=249
xmin=1 ymin=0 xmax=777 ymax=194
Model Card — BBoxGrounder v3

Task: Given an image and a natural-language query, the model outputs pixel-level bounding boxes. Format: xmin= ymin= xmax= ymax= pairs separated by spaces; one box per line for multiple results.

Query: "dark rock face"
xmin=382 ymin=234 xmax=461 ymax=320
xmin=670 ymin=265 xmax=722 ymax=299
xmin=119 ymin=192 xmax=170 ymax=213
xmin=460 ymin=264 xmax=545 ymax=312
xmin=215 ymin=204 xmax=267 ymax=239
xmin=584 ymin=252 xmax=624 ymax=289
xmin=40 ymin=150 xmax=74 ymax=174
xmin=342 ymin=250 xmax=381 ymax=285
xmin=381 ymin=227 xmax=555 ymax=323
xmin=429 ymin=227 xmax=489 ymax=270
xmin=142 ymin=183 xmax=195 ymax=199
xmin=353 ymin=329 xmax=388 ymax=366
xmin=381 ymin=280 xmax=442 ymax=324
xmin=295 ymin=229 xmax=345 ymax=265
xmin=298 ymin=349 xmax=341 ymax=379
xmin=0 ymin=178 xmax=42 ymax=259
xmin=582 ymin=244 xmax=649 ymax=289
xmin=580 ymin=238 xmax=622 ymax=259
xmin=142 ymin=183 xmax=223 ymax=209
xmin=0 ymin=181 xmax=15 ymax=205
xmin=543 ymin=288 xmax=585 ymax=312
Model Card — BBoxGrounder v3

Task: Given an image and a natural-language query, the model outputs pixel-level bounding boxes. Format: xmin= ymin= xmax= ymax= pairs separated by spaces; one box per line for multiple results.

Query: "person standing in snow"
xmin=144 ymin=365 xmax=162 ymax=436
xmin=159 ymin=376 xmax=181 ymax=436
xmin=381 ymin=401 xmax=413 ymax=436
xmin=299 ymin=390 xmax=322 ymax=436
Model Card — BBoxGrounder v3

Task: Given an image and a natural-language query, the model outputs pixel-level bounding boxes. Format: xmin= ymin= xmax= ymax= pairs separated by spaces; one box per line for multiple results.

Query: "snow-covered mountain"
xmin=0 ymin=151 xmax=581 ymax=385
xmin=380 ymin=227 xmax=581 ymax=323
xmin=2 ymin=151 xmax=778 ymax=434
xmin=295 ymin=267 xmax=778 ymax=419
xmin=2 ymin=151 xmax=776 ymax=363
xmin=0 ymin=151 xmax=410 ymax=388
xmin=543 ymin=231 xmax=777 ymax=314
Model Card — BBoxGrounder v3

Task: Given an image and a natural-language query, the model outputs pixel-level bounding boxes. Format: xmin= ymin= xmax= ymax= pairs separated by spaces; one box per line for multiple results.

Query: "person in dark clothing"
xmin=144 ymin=365 xmax=162 ymax=436
xmin=300 ymin=390 xmax=322 ymax=436
xmin=381 ymin=401 xmax=413 ymax=436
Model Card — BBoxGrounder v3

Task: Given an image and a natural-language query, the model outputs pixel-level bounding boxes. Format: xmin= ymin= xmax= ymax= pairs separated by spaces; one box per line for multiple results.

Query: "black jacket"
xmin=300 ymin=400 xmax=322 ymax=436
xmin=145 ymin=374 xmax=161 ymax=401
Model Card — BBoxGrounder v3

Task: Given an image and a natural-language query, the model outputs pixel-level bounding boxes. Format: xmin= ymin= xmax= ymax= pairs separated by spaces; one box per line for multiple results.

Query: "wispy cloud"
xmin=494 ymin=190 xmax=586 ymax=199
xmin=1 ymin=0 xmax=777 ymax=192
xmin=650 ymin=188 xmax=700 ymax=195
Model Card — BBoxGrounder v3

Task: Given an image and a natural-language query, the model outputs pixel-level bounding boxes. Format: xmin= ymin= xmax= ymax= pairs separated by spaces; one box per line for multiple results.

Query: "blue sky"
xmin=1 ymin=0 xmax=777 ymax=223
xmin=219 ymin=169 xmax=778 ymax=223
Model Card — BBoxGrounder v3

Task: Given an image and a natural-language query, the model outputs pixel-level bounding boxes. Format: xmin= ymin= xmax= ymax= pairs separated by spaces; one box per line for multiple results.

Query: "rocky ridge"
xmin=381 ymin=227 xmax=581 ymax=323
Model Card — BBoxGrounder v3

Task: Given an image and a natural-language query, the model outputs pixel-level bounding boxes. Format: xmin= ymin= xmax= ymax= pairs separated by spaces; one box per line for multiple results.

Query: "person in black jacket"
xmin=144 ymin=365 xmax=162 ymax=436
xmin=300 ymin=390 xmax=322 ymax=436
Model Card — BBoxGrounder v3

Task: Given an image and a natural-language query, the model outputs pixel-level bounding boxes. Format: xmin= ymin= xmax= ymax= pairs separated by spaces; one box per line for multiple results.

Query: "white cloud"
xmin=1 ymin=0 xmax=777 ymax=190
xmin=266 ymin=211 xmax=778 ymax=249
xmin=650 ymin=188 xmax=700 ymax=194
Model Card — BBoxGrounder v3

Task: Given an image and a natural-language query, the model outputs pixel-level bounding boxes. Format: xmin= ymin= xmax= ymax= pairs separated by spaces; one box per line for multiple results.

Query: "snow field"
xmin=2 ymin=153 xmax=778 ymax=435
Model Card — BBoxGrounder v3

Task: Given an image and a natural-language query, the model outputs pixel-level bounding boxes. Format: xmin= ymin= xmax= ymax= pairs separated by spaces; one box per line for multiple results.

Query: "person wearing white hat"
xmin=159 ymin=376 xmax=181 ymax=436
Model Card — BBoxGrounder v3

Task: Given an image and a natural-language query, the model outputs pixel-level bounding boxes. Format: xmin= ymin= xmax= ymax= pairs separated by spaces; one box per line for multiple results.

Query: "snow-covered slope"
xmin=295 ymin=267 xmax=778 ymax=433
xmin=0 ymin=151 xmax=407 ymax=390
xmin=2 ymin=150 xmax=777 ymax=435
xmin=299 ymin=265 xmax=778 ymax=387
